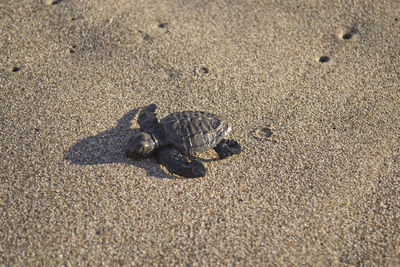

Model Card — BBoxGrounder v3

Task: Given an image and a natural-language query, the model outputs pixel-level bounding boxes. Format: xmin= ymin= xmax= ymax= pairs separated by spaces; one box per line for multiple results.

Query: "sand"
xmin=1 ymin=0 xmax=400 ymax=265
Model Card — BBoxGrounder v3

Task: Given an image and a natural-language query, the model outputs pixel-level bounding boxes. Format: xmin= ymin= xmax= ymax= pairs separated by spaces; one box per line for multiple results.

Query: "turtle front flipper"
xmin=138 ymin=104 xmax=158 ymax=131
xmin=214 ymin=139 xmax=242 ymax=159
xmin=157 ymin=146 xmax=206 ymax=178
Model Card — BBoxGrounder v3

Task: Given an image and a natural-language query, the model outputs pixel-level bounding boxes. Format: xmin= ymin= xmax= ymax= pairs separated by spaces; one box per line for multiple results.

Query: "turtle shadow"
xmin=63 ymin=108 xmax=175 ymax=179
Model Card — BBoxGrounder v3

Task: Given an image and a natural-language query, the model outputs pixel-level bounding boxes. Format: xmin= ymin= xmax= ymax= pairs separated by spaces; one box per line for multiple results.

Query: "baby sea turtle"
xmin=126 ymin=104 xmax=242 ymax=178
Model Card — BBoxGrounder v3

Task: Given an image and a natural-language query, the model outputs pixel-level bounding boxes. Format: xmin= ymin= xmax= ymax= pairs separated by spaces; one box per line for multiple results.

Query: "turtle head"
xmin=126 ymin=131 xmax=156 ymax=158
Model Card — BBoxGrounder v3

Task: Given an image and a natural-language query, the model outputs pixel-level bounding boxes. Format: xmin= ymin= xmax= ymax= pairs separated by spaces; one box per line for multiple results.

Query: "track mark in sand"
xmin=158 ymin=23 xmax=168 ymax=29
xmin=341 ymin=28 xmax=358 ymax=40
xmin=44 ymin=0 xmax=62 ymax=5
xmin=136 ymin=30 xmax=155 ymax=43
xmin=319 ymin=56 xmax=330 ymax=63
xmin=194 ymin=67 xmax=210 ymax=76
xmin=252 ymin=127 xmax=273 ymax=140
xmin=342 ymin=33 xmax=353 ymax=40
xmin=69 ymin=45 xmax=77 ymax=54
xmin=315 ymin=27 xmax=359 ymax=63
xmin=158 ymin=22 xmax=169 ymax=33
xmin=200 ymin=67 xmax=209 ymax=74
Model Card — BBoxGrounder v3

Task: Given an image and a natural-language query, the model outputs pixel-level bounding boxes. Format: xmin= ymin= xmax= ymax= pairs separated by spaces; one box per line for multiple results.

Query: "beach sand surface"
xmin=1 ymin=0 xmax=400 ymax=265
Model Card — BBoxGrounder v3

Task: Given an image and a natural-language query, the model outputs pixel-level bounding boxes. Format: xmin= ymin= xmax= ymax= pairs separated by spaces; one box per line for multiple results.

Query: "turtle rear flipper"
xmin=138 ymin=104 xmax=158 ymax=131
xmin=214 ymin=139 xmax=242 ymax=159
xmin=157 ymin=146 xmax=206 ymax=178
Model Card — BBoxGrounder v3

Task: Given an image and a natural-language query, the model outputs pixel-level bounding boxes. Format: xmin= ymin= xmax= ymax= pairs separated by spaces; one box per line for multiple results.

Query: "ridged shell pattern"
xmin=160 ymin=111 xmax=231 ymax=155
